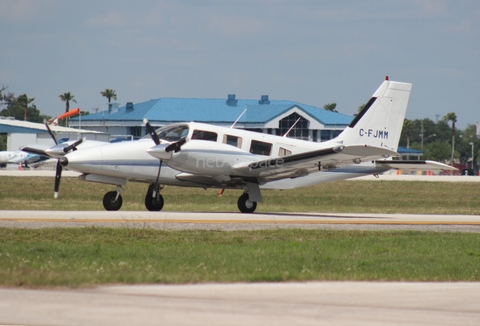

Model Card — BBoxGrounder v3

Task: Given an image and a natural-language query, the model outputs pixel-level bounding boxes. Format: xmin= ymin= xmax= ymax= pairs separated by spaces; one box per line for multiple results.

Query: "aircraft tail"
xmin=335 ymin=77 xmax=412 ymax=151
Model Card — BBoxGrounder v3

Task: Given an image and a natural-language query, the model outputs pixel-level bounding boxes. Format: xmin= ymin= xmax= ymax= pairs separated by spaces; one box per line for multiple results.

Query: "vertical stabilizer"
xmin=335 ymin=78 xmax=412 ymax=151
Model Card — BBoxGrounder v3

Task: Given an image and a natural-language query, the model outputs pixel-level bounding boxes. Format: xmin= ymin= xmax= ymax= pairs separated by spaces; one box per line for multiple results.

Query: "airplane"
xmin=0 ymin=150 xmax=29 ymax=167
xmin=21 ymin=77 xmax=455 ymax=213
xmin=1 ymin=109 xmax=83 ymax=169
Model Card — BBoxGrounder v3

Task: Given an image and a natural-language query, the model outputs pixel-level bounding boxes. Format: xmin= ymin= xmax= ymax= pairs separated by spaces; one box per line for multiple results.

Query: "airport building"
xmin=1 ymin=95 xmax=422 ymax=158
xmin=0 ymin=118 xmax=107 ymax=151
xmin=69 ymin=95 xmax=353 ymax=142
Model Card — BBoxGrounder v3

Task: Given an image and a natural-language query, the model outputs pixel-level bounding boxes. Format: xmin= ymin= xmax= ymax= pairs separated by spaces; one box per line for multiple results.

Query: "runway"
xmin=2 ymin=282 xmax=480 ymax=326
xmin=1 ymin=210 xmax=480 ymax=232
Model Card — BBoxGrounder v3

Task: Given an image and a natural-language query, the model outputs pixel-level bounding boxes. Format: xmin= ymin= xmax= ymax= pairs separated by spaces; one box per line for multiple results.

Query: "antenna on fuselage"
xmin=230 ymin=109 xmax=247 ymax=128
xmin=282 ymin=118 xmax=301 ymax=137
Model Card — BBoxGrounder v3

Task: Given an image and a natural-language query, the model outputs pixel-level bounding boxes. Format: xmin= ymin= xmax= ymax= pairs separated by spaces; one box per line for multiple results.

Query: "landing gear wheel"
xmin=103 ymin=191 xmax=123 ymax=211
xmin=145 ymin=184 xmax=164 ymax=211
xmin=145 ymin=194 xmax=164 ymax=211
xmin=237 ymin=193 xmax=257 ymax=213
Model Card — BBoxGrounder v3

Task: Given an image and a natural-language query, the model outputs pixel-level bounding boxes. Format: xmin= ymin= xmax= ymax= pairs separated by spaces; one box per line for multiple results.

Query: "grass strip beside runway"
xmin=1 ymin=177 xmax=480 ymax=214
xmin=1 ymin=228 xmax=480 ymax=288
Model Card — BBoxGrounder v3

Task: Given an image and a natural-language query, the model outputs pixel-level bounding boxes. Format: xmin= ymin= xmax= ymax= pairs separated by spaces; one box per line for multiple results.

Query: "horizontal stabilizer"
xmin=375 ymin=160 xmax=457 ymax=171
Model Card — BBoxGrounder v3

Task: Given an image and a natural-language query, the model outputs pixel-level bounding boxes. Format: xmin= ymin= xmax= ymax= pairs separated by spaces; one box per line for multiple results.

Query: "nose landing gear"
xmin=237 ymin=192 xmax=257 ymax=213
xmin=103 ymin=185 xmax=123 ymax=211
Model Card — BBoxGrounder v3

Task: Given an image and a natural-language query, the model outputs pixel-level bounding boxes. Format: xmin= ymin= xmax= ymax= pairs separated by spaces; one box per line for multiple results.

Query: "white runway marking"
xmin=1 ymin=210 xmax=479 ymax=225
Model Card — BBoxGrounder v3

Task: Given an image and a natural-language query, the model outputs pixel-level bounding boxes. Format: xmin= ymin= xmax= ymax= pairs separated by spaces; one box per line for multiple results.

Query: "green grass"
xmin=1 ymin=228 xmax=480 ymax=288
xmin=1 ymin=177 xmax=480 ymax=288
xmin=1 ymin=176 xmax=480 ymax=214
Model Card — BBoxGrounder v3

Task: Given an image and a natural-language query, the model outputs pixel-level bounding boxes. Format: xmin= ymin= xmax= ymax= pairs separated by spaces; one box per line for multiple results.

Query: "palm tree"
xmin=59 ymin=92 xmax=77 ymax=126
xmin=100 ymin=89 xmax=117 ymax=112
xmin=17 ymin=94 xmax=34 ymax=121
xmin=323 ymin=103 xmax=338 ymax=113
xmin=443 ymin=112 xmax=457 ymax=165
xmin=403 ymin=119 xmax=414 ymax=149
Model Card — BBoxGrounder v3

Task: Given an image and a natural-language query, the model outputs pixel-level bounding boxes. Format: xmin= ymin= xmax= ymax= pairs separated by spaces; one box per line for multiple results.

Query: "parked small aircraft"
xmin=0 ymin=150 xmax=29 ymax=167
xmin=22 ymin=78 xmax=455 ymax=213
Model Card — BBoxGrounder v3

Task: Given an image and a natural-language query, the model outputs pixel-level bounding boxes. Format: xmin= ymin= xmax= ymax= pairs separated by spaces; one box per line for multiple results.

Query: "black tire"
xmin=103 ymin=191 xmax=123 ymax=211
xmin=145 ymin=193 xmax=164 ymax=211
xmin=237 ymin=193 xmax=257 ymax=213
xmin=145 ymin=184 xmax=164 ymax=211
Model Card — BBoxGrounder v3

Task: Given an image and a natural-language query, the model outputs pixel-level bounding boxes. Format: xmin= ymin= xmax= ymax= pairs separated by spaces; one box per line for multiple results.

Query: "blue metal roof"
xmin=75 ymin=98 xmax=353 ymax=126
xmin=397 ymin=146 xmax=423 ymax=154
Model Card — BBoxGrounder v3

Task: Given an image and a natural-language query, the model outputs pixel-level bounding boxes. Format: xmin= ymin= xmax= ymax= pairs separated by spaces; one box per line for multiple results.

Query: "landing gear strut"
xmin=103 ymin=186 xmax=123 ymax=211
xmin=145 ymin=183 xmax=164 ymax=211
xmin=237 ymin=192 xmax=257 ymax=213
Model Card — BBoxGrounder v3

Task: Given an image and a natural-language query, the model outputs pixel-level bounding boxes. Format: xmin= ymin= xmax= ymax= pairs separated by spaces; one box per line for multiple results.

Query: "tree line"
xmin=399 ymin=114 xmax=478 ymax=167
xmin=0 ymin=85 xmax=117 ymax=124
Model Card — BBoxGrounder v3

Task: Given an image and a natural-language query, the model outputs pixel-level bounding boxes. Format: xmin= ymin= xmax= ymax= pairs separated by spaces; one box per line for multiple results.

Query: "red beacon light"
xmin=385 ymin=76 xmax=389 ymax=80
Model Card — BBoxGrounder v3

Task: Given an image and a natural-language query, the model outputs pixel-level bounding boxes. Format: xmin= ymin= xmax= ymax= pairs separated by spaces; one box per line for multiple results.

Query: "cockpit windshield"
xmin=142 ymin=124 xmax=189 ymax=142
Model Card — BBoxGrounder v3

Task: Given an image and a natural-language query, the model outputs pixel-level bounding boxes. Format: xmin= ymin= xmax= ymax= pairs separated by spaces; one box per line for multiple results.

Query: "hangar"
xmin=69 ymin=95 xmax=353 ymax=142
xmin=0 ymin=117 xmax=108 ymax=151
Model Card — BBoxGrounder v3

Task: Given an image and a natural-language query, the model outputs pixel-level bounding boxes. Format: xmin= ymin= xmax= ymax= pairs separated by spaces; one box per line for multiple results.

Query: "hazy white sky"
xmin=1 ymin=0 xmax=479 ymax=128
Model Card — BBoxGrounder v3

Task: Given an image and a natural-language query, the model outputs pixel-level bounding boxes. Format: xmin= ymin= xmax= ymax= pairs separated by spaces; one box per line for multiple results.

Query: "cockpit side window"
xmin=152 ymin=125 xmax=189 ymax=142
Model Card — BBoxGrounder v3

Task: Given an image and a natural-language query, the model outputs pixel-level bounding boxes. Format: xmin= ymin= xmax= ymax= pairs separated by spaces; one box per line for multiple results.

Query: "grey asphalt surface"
xmin=1 ymin=282 xmax=480 ymax=325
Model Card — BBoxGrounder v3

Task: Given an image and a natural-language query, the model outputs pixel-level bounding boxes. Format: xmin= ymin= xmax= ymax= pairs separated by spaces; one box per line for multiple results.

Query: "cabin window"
xmin=192 ymin=130 xmax=218 ymax=142
xmin=223 ymin=134 xmax=242 ymax=148
xmin=250 ymin=140 xmax=272 ymax=156
xmin=278 ymin=147 xmax=292 ymax=157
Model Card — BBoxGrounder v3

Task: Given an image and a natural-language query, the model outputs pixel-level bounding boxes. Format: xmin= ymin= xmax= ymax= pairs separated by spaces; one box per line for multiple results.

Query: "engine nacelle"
xmin=146 ymin=143 xmax=173 ymax=161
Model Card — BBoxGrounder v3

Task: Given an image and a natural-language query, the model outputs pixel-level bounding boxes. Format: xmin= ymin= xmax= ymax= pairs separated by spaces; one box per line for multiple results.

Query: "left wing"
xmin=232 ymin=145 xmax=398 ymax=183
xmin=375 ymin=160 xmax=457 ymax=171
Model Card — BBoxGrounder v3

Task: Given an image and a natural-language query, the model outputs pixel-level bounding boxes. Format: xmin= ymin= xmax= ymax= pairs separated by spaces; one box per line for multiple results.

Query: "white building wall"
xmin=7 ymin=133 xmax=36 ymax=151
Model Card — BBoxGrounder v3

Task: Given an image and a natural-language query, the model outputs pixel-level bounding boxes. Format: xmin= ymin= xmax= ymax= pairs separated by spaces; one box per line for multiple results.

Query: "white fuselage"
xmin=62 ymin=122 xmax=389 ymax=189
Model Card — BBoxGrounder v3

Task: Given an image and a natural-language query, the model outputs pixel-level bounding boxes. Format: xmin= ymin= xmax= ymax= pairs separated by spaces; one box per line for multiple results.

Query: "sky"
xmin=1 ymin=0 xmax=479 ymax=129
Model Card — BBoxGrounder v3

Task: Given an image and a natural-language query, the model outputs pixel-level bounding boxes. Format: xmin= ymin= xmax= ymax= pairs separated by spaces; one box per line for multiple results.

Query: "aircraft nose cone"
xmin=59 ymin=157 xmax=68 ymax=167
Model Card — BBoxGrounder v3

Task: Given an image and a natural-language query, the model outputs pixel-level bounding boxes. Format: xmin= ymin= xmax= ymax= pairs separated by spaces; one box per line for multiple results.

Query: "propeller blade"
xmin=143 ymin=119 xmax=160 ymax=145
xmin=165 ymin=138 xmax=186 ymax=153
xmin=54 ymin=161 xmax=62 ymax=198
xmin=45 ymin=123 xmax=58 ymax=145
xmin=63 ymin=138 xmax=83 ymax=153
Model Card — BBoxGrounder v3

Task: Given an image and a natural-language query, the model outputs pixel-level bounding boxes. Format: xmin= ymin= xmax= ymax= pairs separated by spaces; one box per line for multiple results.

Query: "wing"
xmin=232 ymin=145 xmax=398 ymax=183
xmin=375 ymin=160 xmax=457 ymax=171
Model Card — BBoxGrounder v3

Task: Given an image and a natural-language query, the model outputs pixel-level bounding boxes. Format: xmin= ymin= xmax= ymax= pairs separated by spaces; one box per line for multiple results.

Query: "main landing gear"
xmin=103 ymin=186 xmax=123 ymax=211
xmin=145 ymin=183 xmax=164 ymax=211
xmin=101 ymin=184 xmax=258 ymax=213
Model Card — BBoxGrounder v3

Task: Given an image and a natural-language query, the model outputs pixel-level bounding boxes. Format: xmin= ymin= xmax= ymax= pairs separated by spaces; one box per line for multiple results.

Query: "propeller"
xmin=53 ymin=138 xmax=83 ymax=198
xmin=62 ymin=138 xmax=83 ymax=153
xmin=143 ymin=119 xmax=163 ymax=198
xmin=54 ymin=163 xmax=62 ymax=198
xmin=143 ymin=119 xmax=160 ymax=145
xmin=165 ymin=138 xmax=186 ymax=153
xmin=45 ymin=122 xmax=83 ymax=198
xmin=46 ymin=123 xmax=58 ymax=145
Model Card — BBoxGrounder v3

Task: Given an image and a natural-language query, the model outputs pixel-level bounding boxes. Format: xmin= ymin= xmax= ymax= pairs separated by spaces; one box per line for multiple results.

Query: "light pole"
xmin=469 ymin=142 xmax=474 ymax=171
xmin=421 ymin=134 xmax=436 ymax=148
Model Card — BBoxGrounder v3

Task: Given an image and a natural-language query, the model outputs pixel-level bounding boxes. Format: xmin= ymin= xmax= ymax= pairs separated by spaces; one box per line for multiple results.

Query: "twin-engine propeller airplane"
xmin=22 ymin=78 xmax=455 ymax=213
